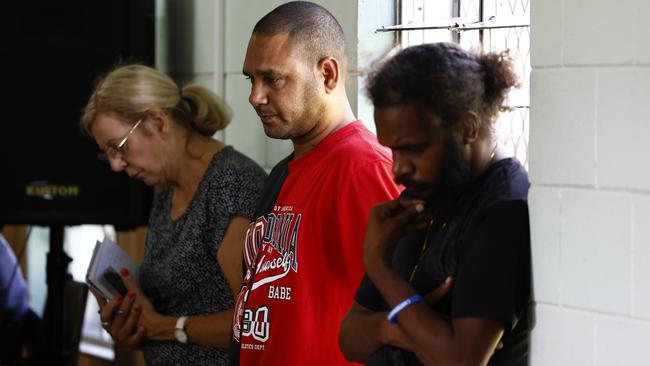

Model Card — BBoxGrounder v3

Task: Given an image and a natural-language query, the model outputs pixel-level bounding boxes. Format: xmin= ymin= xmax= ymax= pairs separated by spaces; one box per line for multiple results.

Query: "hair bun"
xmin=180 ymin=85 xmax=232 ymax=137
xmin=479 ymin=50 xmax=519 ymax=110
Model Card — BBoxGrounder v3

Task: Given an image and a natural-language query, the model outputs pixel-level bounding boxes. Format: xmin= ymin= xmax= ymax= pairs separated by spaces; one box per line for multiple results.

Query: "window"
xmin=382 ymin=0 xmax=530 ymax=168
xmin=66 ymin=225 xmax=117 ymax=360
xmin=27 ymin=225 xmax=116 ymax=360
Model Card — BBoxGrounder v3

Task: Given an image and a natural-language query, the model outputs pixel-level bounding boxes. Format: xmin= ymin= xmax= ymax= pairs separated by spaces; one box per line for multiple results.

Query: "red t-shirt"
xmin=232 ymin=122 xmax=400 ymax=365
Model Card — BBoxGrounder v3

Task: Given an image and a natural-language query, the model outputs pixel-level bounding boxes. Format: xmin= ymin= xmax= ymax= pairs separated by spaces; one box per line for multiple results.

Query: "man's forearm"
xmin=366 ymin=257 xmax=417 ymax=308
xmin=339 ymin=306 xmax=388 ymax=361
xmin=366 ymin=259 xmax=458 ymax=364
xmin=340 ymin=301 xmax=415 ymax=362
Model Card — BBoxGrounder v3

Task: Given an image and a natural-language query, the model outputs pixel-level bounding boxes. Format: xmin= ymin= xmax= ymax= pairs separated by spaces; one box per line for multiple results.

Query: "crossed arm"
xmin=339 ymin=198 xmax=505 ymax=366
xmin=339 ymin=275 xmax=504 ymax=366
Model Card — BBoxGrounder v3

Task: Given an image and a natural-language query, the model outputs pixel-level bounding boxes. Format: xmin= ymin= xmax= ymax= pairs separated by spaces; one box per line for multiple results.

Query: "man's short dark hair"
xmin=253 ymin=1 xmax=347 ymax=69
xmin=367 ymin=43 xmax=518 ymax=132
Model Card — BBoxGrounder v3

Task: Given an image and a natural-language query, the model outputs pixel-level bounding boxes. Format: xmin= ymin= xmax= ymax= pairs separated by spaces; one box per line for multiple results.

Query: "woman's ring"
xmin=101 ymin=321 xmax=110 ymax=326
xmin=114 ymin=309 xmax=125 ymax=316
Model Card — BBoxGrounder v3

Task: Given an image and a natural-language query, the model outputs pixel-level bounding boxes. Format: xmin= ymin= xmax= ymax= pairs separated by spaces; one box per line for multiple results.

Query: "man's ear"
xmin=317 ymin=56 xmax=341 ymax=93
xmin=457 ymin=111 xmax=481 ymax=144
xmin=146 ymin=108 xmax=173 ymax=139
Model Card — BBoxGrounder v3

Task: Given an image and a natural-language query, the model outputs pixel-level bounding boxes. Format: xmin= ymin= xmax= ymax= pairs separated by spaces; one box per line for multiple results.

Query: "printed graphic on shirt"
xmin=241 ymin=305 xmax=270 ymax=343
xmin=267 ymin=286 xmax=292 ymax=300
xmin=233 ymin=206 xmax=301 ymax=343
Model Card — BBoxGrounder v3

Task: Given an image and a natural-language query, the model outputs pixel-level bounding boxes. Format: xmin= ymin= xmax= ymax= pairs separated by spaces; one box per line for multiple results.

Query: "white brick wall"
xmin=529 ymin=186 xmax=562 ymax=304
xmin=529 ymin=68 xmax=597 ymax=186
xmin=560 ymin=189 xmax=632 ymax=314
xmin=224 ymin=75 xmax=268 ymax=165
xmin=598 ymin=68 xmax=650 ymax=191
xmin=640 ymin=0 xmax=650 ymax=65
xmin=633 ymin=198 xmax=650 ymax=320
xmin=530 ymin=305 xmax=595 ymax=365
xmin=530 ymin=0 xmax=650 ymax=364
xmin=598 ymin=317 xmax=650 ymax=365
xmin=563 ymin=0 xmax=636 ymax=66
xmin=157 ymin=0 xmax=221 ymax=87
xmin=530 ymin=0 xmax=563 ymax=68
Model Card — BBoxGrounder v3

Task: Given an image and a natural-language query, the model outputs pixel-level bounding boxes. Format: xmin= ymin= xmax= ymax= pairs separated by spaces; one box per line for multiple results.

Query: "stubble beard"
xmin=264 ymin=75 xmax=323 ymax=141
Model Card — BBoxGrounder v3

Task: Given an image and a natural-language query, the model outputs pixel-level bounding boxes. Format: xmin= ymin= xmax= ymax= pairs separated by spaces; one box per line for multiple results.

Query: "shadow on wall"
xmin=158 ymin=0 xmax=195 ymax=75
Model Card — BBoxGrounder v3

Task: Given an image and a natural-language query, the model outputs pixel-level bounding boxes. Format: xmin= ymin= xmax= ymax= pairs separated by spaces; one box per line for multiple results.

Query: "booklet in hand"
xmin=85 ymin=236 xmax=139 ymax=299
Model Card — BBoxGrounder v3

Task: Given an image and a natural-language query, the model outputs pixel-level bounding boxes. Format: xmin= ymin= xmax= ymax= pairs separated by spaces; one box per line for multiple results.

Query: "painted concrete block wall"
xmin=156 ymin=0 xmax=225 ymax=139
xmin=157 ymin=0 xmax=220 ymax=82
xmin=530 ymin=0 xmax=650 ymax=364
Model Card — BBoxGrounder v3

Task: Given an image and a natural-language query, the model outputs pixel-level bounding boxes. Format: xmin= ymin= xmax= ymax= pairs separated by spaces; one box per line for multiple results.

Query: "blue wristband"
xmin=387 ymin=294 xmax=424 ymax=324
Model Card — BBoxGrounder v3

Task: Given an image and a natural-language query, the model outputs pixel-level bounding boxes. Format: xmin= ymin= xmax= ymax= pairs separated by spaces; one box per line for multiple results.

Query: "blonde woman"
xmin=82 ymin=64 xmax=266 ymax=365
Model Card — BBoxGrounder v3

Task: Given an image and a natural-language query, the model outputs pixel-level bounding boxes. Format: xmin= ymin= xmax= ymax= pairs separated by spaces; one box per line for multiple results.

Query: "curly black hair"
xmin=367 ymin=42 xmax=518 ymax=132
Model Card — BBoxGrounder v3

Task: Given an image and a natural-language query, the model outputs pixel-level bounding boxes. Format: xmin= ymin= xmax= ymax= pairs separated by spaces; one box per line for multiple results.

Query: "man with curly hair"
xmin=340 ymin=43 xmax=532 ymax=366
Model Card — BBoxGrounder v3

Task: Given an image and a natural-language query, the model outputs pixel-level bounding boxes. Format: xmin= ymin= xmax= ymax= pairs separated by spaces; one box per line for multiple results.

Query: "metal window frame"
xmin=383 ymin=0 xmax=529 ymax=33
xmin=377 ymin=17 xmax=530 ymax=33
xmin=387 ymin=0 xmax=530 ymax=112
xmin=389 ymin=0 xmax=531 ymax=167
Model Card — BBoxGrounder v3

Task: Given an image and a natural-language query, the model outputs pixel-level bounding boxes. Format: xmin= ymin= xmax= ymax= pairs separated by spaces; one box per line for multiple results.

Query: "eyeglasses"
xmin=97 ymin=118 xmax=143 ymax=163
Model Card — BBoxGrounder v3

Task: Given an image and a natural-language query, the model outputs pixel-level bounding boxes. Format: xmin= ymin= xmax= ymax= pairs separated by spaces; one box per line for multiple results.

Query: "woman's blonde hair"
xmin=81 ymin=64 xmax=231 ymax=136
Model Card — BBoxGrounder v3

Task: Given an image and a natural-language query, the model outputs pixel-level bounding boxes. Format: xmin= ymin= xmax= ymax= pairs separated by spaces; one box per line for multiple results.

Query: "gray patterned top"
xmin=139 ymin=146 xmax=266 ymax=365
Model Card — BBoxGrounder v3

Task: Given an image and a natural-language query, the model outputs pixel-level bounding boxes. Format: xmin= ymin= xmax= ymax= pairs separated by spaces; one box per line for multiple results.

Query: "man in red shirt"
xmin=230 ymin=2 xmax=400 ymax=365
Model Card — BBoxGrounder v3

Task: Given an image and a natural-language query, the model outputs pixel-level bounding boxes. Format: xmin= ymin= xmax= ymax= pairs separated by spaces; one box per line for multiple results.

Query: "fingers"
xmin=126 ymin=324 xmax=147 ymax=347
xmin=100 ymin=294 xmax=123 ymax=325
xmin=119 ymin=268 xmax=139 ymax=293
xmin=491 ymin=340 xmax=504 ymax=356
xmin=103 ymin=291 xmax=142 ymax=348
xmin=424 ymin=276 xmax=453 ymax=304
xmin=379 ymin=197 xmax=426 ymax=217
xmin=117 ymin=303 xmax=141 ymax=342
xmin=119 ymin=269 xmax=157 ymax=313
xmin=377 ymin=198 xmax=406 ymax=216
xmin=370 ymin=198 xmax=432 ymax=236
xmin=95 ymin=273 xmax=145 ymax=350
xmin=388 ymin=202 xmax=432 ymax=233
xmin=90 ymin=288 xmax=110 ymax=320
xmin=112 ymin=292 xmax=137 ymax=331
xmin=89 ymin=287 xmax=108 ymax=307
xmin=401 ymin=214 xmax=434 ymax=234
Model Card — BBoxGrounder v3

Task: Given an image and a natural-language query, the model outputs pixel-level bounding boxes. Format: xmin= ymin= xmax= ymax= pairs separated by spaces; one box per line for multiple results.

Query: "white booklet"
xmin=85 ymin=236 xmax=139 ymax=299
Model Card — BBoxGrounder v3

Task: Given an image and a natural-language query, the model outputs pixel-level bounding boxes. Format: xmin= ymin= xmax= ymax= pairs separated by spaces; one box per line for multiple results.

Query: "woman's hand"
xmin=90 ymin=287 xmax=145 ymax=349
xmin=119 ymin=268 xmax=168 ymax=341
